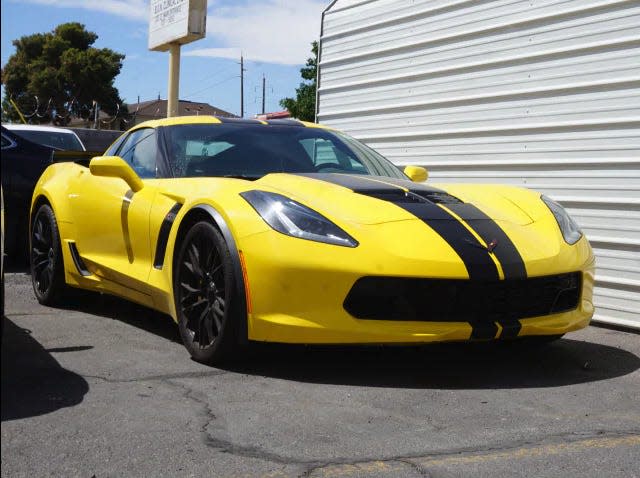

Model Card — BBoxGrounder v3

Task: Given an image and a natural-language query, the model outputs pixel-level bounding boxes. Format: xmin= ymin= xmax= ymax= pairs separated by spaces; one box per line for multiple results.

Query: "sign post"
xmin=149 ymin=0 xmax=207 ymax=118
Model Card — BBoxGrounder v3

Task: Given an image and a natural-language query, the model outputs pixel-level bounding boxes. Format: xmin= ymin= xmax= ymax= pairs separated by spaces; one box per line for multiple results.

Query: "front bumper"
xmin=239 ymin=227 xmax=595 ymax=344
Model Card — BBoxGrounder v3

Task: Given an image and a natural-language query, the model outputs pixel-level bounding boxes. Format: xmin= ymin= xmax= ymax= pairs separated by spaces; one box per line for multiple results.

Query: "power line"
xmin=181 ymin=63 xmax=238 ymax=99
xmin=183 ymin=74 xmax=239 ymax=100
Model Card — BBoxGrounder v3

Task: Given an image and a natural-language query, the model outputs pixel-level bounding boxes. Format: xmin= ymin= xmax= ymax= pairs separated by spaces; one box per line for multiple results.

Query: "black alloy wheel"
xmin=31 ymin=204 xmax=67 ymax=305
xmin=175 ymin=221 xmax=238 ymax=364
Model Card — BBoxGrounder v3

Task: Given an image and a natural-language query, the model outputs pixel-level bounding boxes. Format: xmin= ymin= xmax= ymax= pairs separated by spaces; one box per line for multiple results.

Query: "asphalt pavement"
xmin=2 ymin=271 xmax=639 ymax=477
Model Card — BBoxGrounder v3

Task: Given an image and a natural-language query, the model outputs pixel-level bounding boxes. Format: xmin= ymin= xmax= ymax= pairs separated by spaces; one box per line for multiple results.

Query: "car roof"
xmin=2 ymin=124 xmax=78 ymax=134
xmin=130 ymin=115 xmax=333 ymax=131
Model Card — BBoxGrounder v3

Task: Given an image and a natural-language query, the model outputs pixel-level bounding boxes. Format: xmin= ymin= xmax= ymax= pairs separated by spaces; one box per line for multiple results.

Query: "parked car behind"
xmin=3 ymin=124 xmax=85 ymax=151
xmin=1 ymin=125 xmax=96 ymax=264
xmin=1 ymin=185 xmax=5 ymax=328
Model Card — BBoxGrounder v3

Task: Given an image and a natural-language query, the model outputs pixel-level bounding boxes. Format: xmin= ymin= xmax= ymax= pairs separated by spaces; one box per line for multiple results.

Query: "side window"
xmin=104 ymin=134 xmax=127 ymax=156
xmin=118 ymin=128 xmax=157 ymax=179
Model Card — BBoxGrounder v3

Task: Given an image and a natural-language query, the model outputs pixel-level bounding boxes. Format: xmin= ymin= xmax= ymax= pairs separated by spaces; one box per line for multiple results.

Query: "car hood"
xmin=255 ymin=173 xmax=534 ymax=226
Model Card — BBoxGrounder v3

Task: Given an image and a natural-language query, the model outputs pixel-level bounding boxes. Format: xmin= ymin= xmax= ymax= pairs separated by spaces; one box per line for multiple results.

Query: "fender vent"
xmin=68 ymin=242 xmax=91 ymax=276
xmin=153 ymin=203 xmax=183 ymax=269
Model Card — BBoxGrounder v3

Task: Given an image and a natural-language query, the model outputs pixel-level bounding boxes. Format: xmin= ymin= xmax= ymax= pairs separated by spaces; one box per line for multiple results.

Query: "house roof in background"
xmin=128 ymin=99 xmax=236 ymax=119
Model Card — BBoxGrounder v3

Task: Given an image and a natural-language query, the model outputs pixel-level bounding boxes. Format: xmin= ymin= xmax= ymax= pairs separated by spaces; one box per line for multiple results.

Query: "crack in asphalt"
xmin=162 ymin=378 xmax=640 ymax=477
xmin=396 ymin=458 xmax=431 ymax=478
xmin=303 ymin=429 xmax=640 ymax=477
xmin=166 ymin=379 xmax=305 ymax=467
xmin=81 ymin=369 xmax=229 ymax=384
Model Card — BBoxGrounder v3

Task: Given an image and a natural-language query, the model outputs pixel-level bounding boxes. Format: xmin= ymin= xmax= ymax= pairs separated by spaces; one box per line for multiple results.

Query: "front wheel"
xmin=174 ymin=221 xmax=240 ymax=364
xmin=30 ymin=204 xmax=68 ymax=305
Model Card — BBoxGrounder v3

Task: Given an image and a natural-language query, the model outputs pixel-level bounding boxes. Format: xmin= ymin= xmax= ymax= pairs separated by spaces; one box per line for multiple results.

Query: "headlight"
xmin=541 ymin=195 xmax=582 ymax=245
xmin=240 ymin=190 xmax=358 ymax=247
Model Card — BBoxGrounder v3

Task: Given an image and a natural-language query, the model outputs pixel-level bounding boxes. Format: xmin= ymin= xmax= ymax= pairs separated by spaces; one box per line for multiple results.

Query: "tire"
xmin=30 ymin=204 xmax=68 ymax=305
xmin=174 ymin=221 xmax=241 ymax=364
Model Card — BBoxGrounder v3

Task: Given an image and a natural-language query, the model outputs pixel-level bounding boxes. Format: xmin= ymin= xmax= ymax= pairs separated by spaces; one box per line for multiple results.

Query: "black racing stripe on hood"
xmin=399 ymin=201 xmax=500 ymax=281
xmin=297 ymin=173 xmax=463 ymax=204
xmin=296 ymin=173 xmax=499 ymax=281
xmin=446 ymin=204 xmax=527 ymax=280
xmin=296 ymin=173 xmax=419 ymax=193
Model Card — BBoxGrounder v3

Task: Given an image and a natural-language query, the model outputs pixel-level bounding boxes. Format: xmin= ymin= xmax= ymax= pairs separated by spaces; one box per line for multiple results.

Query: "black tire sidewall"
xmin=30 ymin=205 xmax=66 ymax=305
xmin=175 ymin=221 xmax=238 ymax=364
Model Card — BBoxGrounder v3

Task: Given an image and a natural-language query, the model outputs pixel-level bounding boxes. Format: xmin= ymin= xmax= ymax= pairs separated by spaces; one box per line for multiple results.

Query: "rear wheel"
xmin=174 ymin=221 xmax=240 ymax=364
xmin=31 ymin=204 xmax=68 ymax=305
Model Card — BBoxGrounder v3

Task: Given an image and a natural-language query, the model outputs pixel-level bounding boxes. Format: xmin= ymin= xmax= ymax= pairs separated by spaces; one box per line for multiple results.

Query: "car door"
xmin=68 ymin=128 xmax=159 ymax=297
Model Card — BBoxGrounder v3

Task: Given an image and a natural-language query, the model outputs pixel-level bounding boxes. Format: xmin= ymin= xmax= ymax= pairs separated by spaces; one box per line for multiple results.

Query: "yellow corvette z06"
xmin=29 ymin=116 xmax=594 ymax=364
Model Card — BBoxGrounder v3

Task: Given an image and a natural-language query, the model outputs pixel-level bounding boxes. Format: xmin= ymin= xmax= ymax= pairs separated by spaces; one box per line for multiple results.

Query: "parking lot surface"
xmin=2 ymin=271 xmax=639 ymax=477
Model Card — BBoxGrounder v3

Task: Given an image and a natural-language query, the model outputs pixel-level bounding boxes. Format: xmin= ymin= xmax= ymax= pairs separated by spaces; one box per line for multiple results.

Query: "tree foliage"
xmin=2 ymin=23 xmax=126 ymax=124
xmin=280 ymin=42 xmax=318 ymax=122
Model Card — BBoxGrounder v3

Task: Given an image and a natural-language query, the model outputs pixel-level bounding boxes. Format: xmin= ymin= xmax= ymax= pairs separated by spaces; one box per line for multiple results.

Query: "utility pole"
xmin=262 ymin=74 xmax=266 ymax=115
xmin=240 ymin=54 xmax=245 ymax=118
xmin=167 ymin=43 xmax=181 ymax=117
xmin=93 ymin=101 xmax=99 ymax=129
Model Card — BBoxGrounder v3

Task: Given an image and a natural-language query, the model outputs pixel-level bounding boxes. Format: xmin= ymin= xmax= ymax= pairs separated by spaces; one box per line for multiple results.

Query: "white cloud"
xmin=185 ymin=0 xmax=326 ymax=65
xmin=14 ymin=0 xmax=326 ymax=65
xmin=14 ymin=0 xmax=148 ymax=21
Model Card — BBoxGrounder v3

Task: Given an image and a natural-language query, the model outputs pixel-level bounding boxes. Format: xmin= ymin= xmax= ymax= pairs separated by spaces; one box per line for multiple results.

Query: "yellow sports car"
xmin=30 ymin=116 xmax=594 ymax=363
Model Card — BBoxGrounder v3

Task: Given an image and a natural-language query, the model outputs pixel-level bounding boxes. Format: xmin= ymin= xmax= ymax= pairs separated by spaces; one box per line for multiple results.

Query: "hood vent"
xmin=362 ymin=189 xmax=462 ymax=205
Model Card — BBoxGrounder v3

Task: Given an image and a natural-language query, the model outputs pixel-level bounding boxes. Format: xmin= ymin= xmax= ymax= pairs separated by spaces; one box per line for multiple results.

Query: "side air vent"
xmin=153 ymin=203 xmax=183 ymax=269
xmin=68 ymin=242 xmax=91 ymax=276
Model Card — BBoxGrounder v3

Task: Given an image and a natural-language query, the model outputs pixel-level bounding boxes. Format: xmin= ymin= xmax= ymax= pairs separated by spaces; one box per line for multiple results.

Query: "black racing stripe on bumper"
xmin=470 ymin=321 xmax=498 ymax=340
xmin=497 ymin=319 xmax=522 ymax=339
xmin=447 ymin=204 xmax=527 ymax=280
xmin=153 ymin=203 xmax=182 ymax=270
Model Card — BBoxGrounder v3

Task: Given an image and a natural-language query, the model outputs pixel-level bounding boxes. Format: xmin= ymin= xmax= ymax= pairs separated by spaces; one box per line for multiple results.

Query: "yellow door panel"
xmin=67 ymin=170 xmax=156 ymax=294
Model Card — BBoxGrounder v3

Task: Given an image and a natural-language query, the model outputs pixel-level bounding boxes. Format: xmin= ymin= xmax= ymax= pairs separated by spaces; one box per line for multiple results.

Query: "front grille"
xmin=343 ymin=273 xmax=581 ymax=322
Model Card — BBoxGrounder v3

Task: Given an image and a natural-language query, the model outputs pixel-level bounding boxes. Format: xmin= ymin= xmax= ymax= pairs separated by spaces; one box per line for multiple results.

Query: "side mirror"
xmin=404 ymin=165 xmax=428 ymax=183
xmin=89 ymin=156 xmax=144 ymax=193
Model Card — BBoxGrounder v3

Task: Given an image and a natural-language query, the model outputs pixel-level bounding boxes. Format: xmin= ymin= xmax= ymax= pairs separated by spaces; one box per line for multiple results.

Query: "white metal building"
xmin=317 ymin=0 xmax=640 ymax=329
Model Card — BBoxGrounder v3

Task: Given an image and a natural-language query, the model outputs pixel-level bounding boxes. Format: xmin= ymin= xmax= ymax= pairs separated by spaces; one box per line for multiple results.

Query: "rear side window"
xmin=9 ymin=130 xmax=83 ymax=150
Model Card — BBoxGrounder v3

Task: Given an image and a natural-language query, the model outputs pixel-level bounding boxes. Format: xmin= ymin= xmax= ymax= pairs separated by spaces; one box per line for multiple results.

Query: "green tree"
xmin=2 ymin=22 xmax=127 ymax=125
xmin=280 ymin=41 xmax=318 ymax=122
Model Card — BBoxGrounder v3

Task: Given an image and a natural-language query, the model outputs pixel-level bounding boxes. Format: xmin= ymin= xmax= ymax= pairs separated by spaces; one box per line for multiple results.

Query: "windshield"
xmin=164 ymin=124 xmax=406 ymax=180
xmin=11 ymin=129 xmax=84 ymax=151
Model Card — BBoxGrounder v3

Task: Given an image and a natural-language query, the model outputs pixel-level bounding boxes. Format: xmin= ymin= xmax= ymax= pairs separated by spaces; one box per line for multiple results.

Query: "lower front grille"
xmin=343 ymin=273 xmax=582 ymax=322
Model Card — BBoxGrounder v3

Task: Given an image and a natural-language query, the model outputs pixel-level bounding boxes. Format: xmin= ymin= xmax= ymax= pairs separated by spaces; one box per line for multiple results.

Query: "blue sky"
xmin=1 ymin=0 xmax=327 ymax=118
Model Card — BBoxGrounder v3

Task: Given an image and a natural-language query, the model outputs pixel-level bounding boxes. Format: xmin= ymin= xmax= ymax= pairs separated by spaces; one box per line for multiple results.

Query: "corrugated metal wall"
xmin=317 ymin=0 xmax=640 ymax=329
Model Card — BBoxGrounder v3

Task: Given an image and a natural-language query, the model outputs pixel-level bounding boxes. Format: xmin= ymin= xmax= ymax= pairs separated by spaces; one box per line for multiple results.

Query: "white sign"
xmin=149 ymin=0 xmax=207 ymax=52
